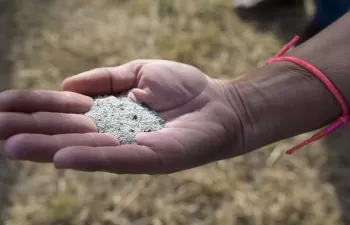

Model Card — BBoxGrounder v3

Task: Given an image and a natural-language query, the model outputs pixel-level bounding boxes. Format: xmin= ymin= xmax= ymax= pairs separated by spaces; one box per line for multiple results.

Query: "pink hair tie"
xmin=266 ymin=36 xmax=350 ymax=154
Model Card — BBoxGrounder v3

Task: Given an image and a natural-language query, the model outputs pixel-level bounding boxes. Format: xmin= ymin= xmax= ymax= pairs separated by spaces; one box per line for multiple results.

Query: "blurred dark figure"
xmin=233 ymin=0 xmax=350 ymax=45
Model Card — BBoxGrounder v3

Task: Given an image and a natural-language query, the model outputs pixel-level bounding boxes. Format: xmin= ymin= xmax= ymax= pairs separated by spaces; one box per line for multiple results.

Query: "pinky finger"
xmin=53 ymin=145 xmax=163 ymax=174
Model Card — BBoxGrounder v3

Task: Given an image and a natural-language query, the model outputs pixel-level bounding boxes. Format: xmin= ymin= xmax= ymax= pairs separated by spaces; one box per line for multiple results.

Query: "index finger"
xmin=62 ymin=60 xmax=151 ymax=96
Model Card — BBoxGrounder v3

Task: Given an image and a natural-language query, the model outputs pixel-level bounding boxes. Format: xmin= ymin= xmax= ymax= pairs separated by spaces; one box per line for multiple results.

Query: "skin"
xmin=0 ymin=60 xmax=243 ymax=174
xmin=223 ymin=11 xmax=350 ymax=152
xmin=1 ymin=12 xmax=350 ymax=175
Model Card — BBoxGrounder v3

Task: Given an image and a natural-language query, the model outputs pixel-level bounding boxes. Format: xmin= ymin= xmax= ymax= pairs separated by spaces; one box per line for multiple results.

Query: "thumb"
xmin=62 ymin=60 xmax=151 ymax=96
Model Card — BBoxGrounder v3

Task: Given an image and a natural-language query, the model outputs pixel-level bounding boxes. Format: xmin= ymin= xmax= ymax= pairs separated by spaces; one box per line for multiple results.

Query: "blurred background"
xmin=1 ymin=0 xmax=350 ymax=224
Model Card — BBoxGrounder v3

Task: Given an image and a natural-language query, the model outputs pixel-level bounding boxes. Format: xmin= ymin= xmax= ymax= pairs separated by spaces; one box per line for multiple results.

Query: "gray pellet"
xmin=84 ymin=95 xmax=165 ymax=145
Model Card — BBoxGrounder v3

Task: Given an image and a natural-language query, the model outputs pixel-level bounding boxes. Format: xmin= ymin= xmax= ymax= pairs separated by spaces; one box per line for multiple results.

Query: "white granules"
xmin=84 ymin=95 xmax=165 ymax=145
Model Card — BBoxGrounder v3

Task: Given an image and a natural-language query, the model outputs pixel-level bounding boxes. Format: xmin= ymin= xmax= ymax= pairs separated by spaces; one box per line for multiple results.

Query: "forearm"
xmin=291 ymin=11 xmax=350 ymax=106
xmin=222 ymin=12 xmax=350 ymax=152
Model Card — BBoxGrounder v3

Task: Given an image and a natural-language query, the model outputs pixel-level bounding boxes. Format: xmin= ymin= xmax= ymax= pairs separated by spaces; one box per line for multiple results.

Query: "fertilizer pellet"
xmin=84 ymin=95 xmax=165 ymax=145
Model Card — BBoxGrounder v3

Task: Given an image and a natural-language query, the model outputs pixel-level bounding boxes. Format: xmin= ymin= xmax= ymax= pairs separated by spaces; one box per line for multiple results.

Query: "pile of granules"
xmin=84 ymin=95 xmax=165 ymax=144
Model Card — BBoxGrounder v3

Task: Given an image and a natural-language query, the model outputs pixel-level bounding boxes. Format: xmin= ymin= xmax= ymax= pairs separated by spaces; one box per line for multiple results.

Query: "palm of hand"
xmin=0 ymin=60 xmax=240 ymax=174
xmin=127 ymin=61 xmax=239 ymax=173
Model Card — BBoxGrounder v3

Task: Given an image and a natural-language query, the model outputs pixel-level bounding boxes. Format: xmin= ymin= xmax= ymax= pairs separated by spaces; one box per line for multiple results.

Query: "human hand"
xmin=1 ymin=60 xmax=244 ymax=174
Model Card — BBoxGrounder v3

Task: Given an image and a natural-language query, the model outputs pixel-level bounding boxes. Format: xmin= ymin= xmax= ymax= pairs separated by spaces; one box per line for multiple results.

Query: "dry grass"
xmin=0 ymin=0 xmax=350 ymax=224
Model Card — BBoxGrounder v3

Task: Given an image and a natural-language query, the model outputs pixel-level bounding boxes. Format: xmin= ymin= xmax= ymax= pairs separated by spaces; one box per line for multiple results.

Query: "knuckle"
xmin=60 ymin=91 xmax=76 ymax=112
xmin=129 ymin=60 xmax=144 ymax=74
xmin=128 ymin=59 xmax=151 ymax=74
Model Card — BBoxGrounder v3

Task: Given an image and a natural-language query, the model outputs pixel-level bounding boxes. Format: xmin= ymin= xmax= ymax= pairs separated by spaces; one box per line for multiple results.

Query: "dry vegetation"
xmin=1 ymin=0 xmax=350 ymax=224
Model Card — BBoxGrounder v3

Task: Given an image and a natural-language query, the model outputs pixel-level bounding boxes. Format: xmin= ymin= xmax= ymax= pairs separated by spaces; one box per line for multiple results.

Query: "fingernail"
xmin=53 ymin=151 xmax=70 ymax=169
xmin=4 ymin=141 xmax=19 ymax=160
xmin=127 ymin=91 xmax=137 ymax=102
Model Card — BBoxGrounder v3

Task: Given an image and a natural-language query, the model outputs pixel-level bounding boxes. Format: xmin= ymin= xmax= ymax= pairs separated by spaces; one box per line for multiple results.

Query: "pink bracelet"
xmin=266 ymin=36 xmax=350 ymax=154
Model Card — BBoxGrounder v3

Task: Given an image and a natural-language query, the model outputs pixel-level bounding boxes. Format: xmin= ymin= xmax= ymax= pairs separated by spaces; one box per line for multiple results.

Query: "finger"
xmin=0 ymin=112 xmax=96 ymax=139
xmin=53 ymin=145 xmax=162 ymax=174
xmin=4 ymin=133 xmax=119 ymax=162
xmin=127 ymin=88 xmax=148 ymax=104
xmin=0 ymin=89 xmax=93 ymax=113
xmin=63 ymin=60 xmax=151 ymax=96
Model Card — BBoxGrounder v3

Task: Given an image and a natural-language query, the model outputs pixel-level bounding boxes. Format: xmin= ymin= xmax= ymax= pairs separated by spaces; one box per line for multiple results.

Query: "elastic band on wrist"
xmin=266 ymin=36 xmax=350 ymax=154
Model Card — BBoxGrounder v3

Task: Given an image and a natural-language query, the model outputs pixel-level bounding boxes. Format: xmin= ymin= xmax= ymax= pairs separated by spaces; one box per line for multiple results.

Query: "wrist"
xmin=289 ymin=12 xmax=350 ymax=107
xmin=221 ymin=61 xmax=341 ymax=153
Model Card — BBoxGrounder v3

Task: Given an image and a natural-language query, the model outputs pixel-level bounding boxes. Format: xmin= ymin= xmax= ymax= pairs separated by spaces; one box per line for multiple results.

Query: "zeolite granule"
xmin=84 ymin=95 xmax=165 ymax=145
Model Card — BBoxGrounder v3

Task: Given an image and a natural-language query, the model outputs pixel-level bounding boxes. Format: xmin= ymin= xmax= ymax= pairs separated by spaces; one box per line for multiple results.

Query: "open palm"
xmin=0 ymin=60 xmax=243 ymax=174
